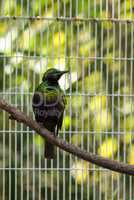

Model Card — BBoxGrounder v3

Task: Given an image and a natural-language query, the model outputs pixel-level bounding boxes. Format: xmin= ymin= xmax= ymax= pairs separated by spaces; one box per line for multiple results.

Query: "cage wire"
xmin=0 ymin=0 xmax=134 ymax=200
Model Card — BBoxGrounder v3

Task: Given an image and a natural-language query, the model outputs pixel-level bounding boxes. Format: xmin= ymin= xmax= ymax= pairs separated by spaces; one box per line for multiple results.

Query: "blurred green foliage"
xmin=0 ymin=0 xmax=134 ymax=199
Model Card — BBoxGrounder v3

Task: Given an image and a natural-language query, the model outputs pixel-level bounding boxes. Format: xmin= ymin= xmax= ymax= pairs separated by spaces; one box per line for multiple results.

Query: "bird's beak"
xmin=60 ymin=70 xmax=69 ymax=75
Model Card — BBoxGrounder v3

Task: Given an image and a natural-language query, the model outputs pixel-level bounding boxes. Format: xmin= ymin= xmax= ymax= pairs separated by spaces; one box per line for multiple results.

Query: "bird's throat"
xmin=44 ymin=80 xmax=59 ymax=87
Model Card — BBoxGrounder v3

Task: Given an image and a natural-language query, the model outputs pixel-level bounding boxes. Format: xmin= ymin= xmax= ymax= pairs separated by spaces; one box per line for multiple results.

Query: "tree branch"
xmin=0 ymin=99 xmax=134 ymax=176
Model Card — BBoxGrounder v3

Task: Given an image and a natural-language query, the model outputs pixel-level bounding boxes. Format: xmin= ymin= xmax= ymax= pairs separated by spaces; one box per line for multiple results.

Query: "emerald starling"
xmin=32 ymin=68 xmax=68 ymax=159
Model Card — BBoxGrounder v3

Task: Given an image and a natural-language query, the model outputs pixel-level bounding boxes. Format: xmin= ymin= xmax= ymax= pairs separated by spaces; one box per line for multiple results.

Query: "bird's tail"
xmin=44 ymin=139 xmax=54 ymax=159
xmin=37 ymin=122 xmax=55 ymax=159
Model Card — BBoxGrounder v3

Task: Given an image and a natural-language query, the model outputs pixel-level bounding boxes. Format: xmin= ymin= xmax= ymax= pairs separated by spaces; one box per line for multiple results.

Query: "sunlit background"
xmin=0 ymin=0 xmax=134 ymax=199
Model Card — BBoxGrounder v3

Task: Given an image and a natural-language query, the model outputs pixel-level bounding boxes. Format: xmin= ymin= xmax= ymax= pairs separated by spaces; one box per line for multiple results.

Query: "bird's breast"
xmin=32 ymin=91 xmax=64 ymax=121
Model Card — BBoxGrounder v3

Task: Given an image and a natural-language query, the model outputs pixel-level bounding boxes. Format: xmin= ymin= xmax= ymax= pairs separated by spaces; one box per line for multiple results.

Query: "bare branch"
xmin=0 ymin=99 xmax=134 ymax=176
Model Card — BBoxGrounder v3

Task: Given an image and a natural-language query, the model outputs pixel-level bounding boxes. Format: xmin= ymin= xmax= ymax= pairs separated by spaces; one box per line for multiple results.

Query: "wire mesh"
xmin=0 ymin=0 xmax=134 ymax=200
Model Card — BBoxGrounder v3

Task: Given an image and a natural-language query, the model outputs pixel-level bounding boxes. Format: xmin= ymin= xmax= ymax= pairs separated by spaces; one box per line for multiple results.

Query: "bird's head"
xmin=42 ymin=68 xmax=69 ymax=83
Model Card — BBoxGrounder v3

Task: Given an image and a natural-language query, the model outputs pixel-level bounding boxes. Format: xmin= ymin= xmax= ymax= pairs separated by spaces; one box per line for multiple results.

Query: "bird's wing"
xmin=33 ymin=84 xmax=66 ymax=135
xmin=33 ymin=84 xmax=59 ymax=108
xmin=56 ymin=94 xmax=66 ymax=135
xmin=56 ymin=112 xmax=63 ymax=134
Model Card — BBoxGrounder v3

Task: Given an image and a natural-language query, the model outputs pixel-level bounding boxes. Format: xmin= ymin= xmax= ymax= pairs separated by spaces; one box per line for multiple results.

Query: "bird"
xmin=32 ymin=68 xmax=69 ymax=159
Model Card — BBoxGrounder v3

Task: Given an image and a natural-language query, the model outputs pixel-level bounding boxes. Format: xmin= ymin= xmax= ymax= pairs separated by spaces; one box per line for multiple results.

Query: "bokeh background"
xmin=0 ymin=0 xmax=134 ymax=199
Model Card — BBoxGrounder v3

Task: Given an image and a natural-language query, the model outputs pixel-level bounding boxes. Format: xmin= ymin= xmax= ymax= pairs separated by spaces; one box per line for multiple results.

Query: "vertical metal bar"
xmin=70 ymin=3 xmax=76 ymax=200
xmin=57 ymin=22 xmax=60 ymax=200
xmin=111 ymin=1 xmax=115 ymax=199
xmin=63 ymin=0 xmax=66 ymax=17
xmin=1 ymin=0 xmax=4 ymax=15
xmin=57 ymin=23 xmax=59 ymax=200
xmin=21 ymin=0 xmax=23 ymax=16
xmin=123 ymin=5 xmax=127 ymax=199
xmin=82 ymin=0 xmax=84 ymax=18
xmin=20 ymin=28 xmax=24 ymax=200
xmin=32 ymin=9 xmax=36 ymax=200
xmin=117 ymin=21 xmax=121 ymax=200
xmin=118 ymin=0 xmax=120 ymax=19
xmin=70 ymin=0 xmax=72 ymax=18
xmin=87 ymin=2 xmax=91 ymax=199
xmin=93 ymin=9 xmax=97 ymax=199
xmin=81 ymin=0 xmax=85 ymax=197
xmin=74 ymin=13 xmax=79 ymax=200
xmin=45 ymin=0 xmax=48 ymax=15
xmin=105 ymin=2 xmax=109 ymax=198
xmin=52 ymin=0 xmax=54 ymax=17
xmin=69 ymin=44 xmax=72 ymax=200
xmin=129 ymin=1 xmax=133 ymax=198
xmin=112 ymin=23 xmax=115 ymax=200
xmin=27 ymin=0 xmax=29 ymax=16
xmin=63 ymin=3 xmax=68 ymax=199
xmin=94 ymin=0 xmax=96 ymax=17
xmin=51 ymin=9 xmax=54 ymax=200
xmin=81 ymin=21 xmax=85 ymax=200
xmin=45 ymin=160 xmax=47 ymax=200
xmin=32 ymin=0 xmax=35 ymax=16
xmin=57 ymin=0 xmax=60 ymax=17
xmin=32 ymin=2 xmax=36 ymax=200
xmin=39 ymin=0 xmax=41 ymax=16
xmin=15 ymin=21 xmax=18 ymax=200
xmin=45 ymin=13 xmax=49 ymax=200
xmin=26 ymin=20 xmax=30 ymax=200
xmin=38 ymin=3 xmax=43 ymax=199
xmin=2 ymin=21 xmax=6 ymax=200
xmin=9 ymin=20 xmax=12 ymax=200
xmin=99 ymin=2 xmax=104 ymax=198
xmin=20 ymin=3 xmax=25 ymax=199
xmin=106 ymin=0 xmax=108 ymax=18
